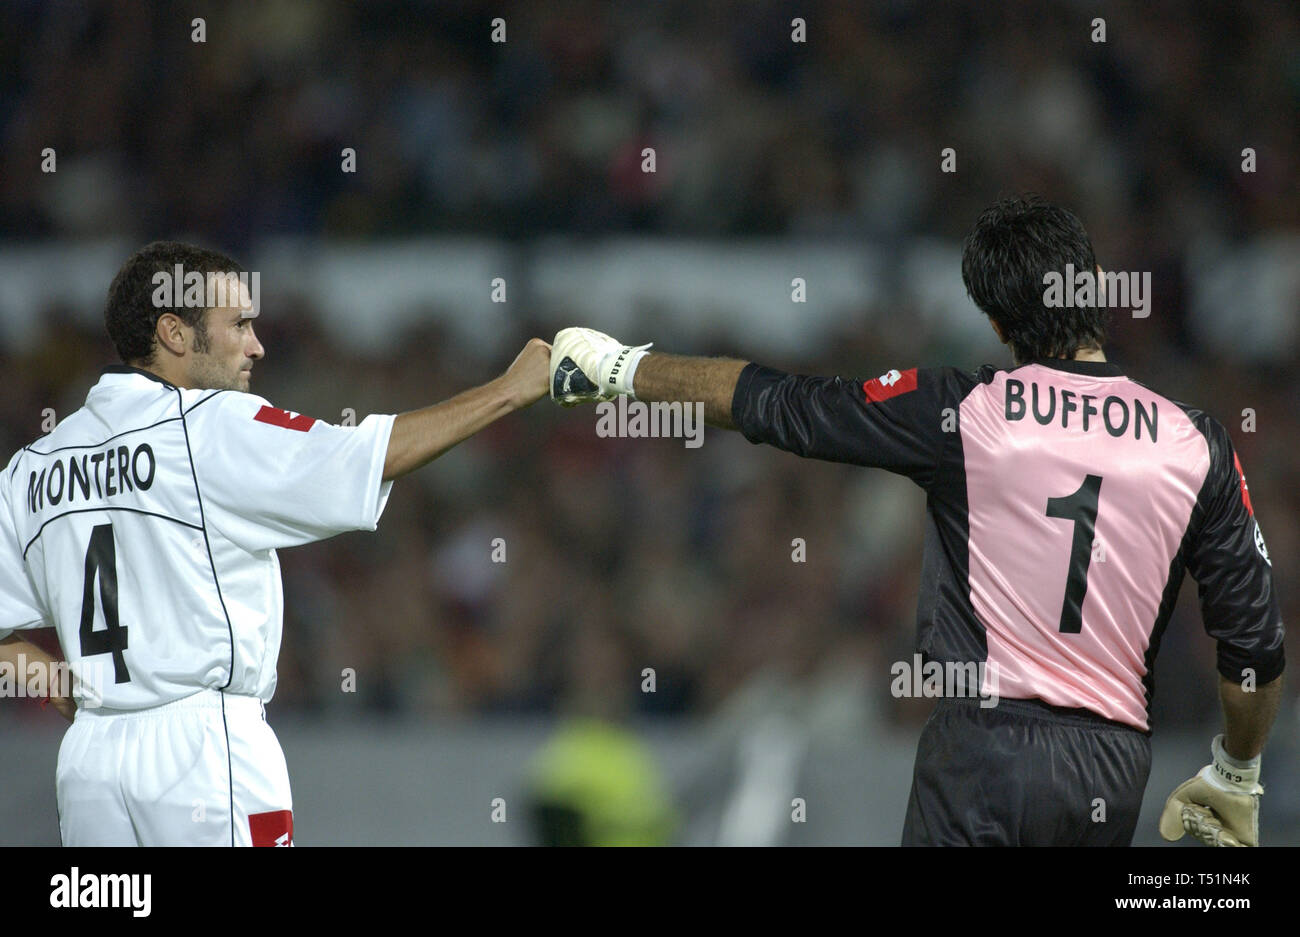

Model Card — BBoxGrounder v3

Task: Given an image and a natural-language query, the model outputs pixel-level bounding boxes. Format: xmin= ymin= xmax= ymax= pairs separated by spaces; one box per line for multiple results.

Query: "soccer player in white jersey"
xmin=0 ymin=241 xmax=550 ymax=845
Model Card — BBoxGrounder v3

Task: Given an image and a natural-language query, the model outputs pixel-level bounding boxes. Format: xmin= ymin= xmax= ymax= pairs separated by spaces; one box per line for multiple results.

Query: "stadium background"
xmin=1 ymin=1 xmax=1297 ymax=845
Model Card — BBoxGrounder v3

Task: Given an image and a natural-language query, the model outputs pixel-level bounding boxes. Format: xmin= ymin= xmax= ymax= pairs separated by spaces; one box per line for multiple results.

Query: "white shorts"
xmin=56 ymin=688 xmax=294 ymax=846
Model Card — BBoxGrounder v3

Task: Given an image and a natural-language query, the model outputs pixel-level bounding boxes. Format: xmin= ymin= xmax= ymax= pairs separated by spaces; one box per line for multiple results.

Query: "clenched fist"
xmin=500 ymin=338 xmax=553 ymax=408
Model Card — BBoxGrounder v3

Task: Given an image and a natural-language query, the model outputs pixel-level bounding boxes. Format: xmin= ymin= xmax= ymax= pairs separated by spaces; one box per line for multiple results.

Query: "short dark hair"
xmin=961 ymin=196 xmax=1107 ymax=363
xmin=105 ymin=241 xmax=244 ymax=364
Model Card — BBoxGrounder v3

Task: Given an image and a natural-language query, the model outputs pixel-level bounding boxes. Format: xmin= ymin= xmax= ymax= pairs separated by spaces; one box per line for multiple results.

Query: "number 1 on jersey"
xmin=1046 ymin=474 xmax=1103 ymax=635
xmin=80 ymin=523 xmax=131 ymax=683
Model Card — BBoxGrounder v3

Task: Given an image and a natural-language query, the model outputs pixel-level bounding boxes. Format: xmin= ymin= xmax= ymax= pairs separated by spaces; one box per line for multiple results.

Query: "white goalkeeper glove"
xmin=550 ymin=327 xmax=652 ymax=406
xmin=1159 ymin=734 xmax=1263 ymax=847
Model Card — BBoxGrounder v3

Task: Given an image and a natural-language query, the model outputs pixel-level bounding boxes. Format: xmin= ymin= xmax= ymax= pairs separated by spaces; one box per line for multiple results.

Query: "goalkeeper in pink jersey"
xmin=549 ymin=196 xmax=1284 ymax=846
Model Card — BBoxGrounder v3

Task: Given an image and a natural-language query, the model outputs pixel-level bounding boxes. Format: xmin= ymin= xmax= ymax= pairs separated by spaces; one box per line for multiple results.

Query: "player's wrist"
xmin=1206 ymin=734 xmax=1262 ymax=793
xmin=1215 ymin=733 xmax=1261 ymax=769
xmin=490 ymin=371 xmax=535 ymax=412
xmin=602 ymin=345 xmax=650 ymax=397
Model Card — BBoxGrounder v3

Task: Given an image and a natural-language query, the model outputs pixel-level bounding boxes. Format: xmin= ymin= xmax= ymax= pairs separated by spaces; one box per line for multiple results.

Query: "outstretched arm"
xmin=547 ymin=328 xmax=947 ymax=480
xmin=629 ymin=354 xmax=750 ymax=430
xmin=383 ymin=338 xmax=550 ymax=480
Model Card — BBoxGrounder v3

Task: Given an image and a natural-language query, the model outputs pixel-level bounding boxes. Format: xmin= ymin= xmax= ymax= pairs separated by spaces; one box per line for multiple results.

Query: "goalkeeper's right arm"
xmin=548 ymin=327 xmax=747 ymax=429
xmin=630 ymin=353 xmax=750 ymax=430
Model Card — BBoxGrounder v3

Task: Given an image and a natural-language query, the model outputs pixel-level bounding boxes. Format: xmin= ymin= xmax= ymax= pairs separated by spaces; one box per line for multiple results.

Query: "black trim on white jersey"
xmin=22 ymin=416 xmax=182 ymax=457
xmin=174 ymin=388 xmax=238 ymax=691
xmin=17 ymin=367 xmax=184 ymax=465
xmin=101 ymin=364 xmax=178 ymax=389
xmin=22 ymin=506 xmax=204 ymax=559
xmin=183 ymin=391 xmax=230 ymax=415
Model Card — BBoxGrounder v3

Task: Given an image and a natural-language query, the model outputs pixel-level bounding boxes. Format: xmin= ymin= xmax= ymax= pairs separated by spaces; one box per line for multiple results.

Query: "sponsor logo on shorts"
xmin=249 ymin=809 xmax=294 ymax=846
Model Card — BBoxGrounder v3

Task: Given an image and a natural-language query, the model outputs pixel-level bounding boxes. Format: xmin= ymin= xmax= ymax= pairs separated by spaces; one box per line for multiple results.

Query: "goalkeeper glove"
xmin=1158 ymin=734 xmax=1263 ymax=846
xmin=550 ymin=327 xmax=652 ymax=406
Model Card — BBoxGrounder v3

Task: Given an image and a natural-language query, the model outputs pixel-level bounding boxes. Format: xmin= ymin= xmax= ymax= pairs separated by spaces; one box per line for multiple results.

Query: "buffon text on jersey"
xmin=26 ymin=443 xmax=157 ymax=514
xmin=1004 ymin=378 xmax=1157 ymax=442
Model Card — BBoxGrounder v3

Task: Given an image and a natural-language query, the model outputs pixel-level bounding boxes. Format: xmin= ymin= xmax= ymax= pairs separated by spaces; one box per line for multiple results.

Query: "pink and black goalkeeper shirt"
xmin=731 ymin=357 xmax=1284 ymax=732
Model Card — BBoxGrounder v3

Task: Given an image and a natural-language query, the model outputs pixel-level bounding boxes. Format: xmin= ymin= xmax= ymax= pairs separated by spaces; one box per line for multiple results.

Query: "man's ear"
xmin=989 ymin=319 xmax=1006 ymax=343
xmin=155 ymin=312 xmax=188 ymax=357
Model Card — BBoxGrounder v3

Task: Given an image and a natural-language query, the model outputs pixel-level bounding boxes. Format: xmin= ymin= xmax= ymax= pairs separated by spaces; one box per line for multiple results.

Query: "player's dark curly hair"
xmin=105 ymin=241 xmax=245 ymax=364
xmin=961 ymin=196 xmax=1108 ymax=364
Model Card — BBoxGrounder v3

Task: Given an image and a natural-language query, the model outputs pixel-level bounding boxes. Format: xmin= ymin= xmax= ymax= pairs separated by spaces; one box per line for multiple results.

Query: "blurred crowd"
xmin=0 ymin=0 xmax=1296 ymax=730
xmin=1 ymin=1 xmax=1296 ymax=251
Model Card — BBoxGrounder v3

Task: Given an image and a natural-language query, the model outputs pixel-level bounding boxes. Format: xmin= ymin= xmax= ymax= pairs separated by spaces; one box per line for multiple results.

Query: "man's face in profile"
xmin=186 ymin=274 xmax=264 ymax=392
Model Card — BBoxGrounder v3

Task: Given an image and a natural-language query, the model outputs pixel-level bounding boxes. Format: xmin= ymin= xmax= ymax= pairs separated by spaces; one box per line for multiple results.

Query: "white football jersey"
xmin=0 ymin=365 xmax=395 ymax=710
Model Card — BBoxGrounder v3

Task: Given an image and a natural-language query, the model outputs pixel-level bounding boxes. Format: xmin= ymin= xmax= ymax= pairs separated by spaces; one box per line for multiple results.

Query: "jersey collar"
xmin=1022 ymin=357 xmax=1124 ymax=377
xmin=101 ymin=364 xmax=178 ymax=390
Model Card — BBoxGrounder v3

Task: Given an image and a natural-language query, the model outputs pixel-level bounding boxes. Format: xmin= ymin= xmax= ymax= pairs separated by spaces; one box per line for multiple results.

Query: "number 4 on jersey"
xmin=80 ymin=523 xmax=131 ymax=683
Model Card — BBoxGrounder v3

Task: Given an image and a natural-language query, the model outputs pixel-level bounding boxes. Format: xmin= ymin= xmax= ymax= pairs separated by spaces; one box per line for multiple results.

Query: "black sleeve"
xmin=729 ymin=363 xmax=971 ymax=489
xmin=1185 ymin=417 xmax=1285 ymax=686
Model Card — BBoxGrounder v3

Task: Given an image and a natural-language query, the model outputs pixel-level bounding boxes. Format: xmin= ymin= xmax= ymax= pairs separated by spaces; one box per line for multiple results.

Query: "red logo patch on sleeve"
xmin=253 ymin=405 xmax=316 ymax=432
xmin=248 ymin=809 xmax=294 ymax=846
xmin=1234 ymin=452 xmax=1253 ymax=516
xmin=862 ymin=368 xmax=918 ymax=403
